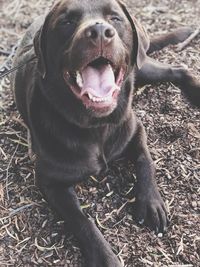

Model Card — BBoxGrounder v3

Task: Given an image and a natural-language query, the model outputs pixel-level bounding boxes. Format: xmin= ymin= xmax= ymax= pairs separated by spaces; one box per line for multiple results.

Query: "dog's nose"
xmin=85 ymin=23 xmax=115 ymax=46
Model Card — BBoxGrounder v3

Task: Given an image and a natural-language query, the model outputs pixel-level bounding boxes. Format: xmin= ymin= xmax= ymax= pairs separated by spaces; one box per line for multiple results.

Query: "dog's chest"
xmin=74 ymin=126 xmax=125 ymax=176
xmin=95 ymin=117 xmax=136 ymax=169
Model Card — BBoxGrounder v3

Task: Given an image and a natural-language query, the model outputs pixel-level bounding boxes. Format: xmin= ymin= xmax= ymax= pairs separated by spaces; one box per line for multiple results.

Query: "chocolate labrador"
xmin=11 ymin=0 xmax=200 ymax=266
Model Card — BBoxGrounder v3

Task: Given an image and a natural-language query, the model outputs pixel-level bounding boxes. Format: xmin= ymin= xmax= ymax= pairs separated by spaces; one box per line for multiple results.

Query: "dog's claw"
xmin=138 ymin=219 xmax=144 ymax=225
xmin=157 ymin=232 xmax=163 ymax=238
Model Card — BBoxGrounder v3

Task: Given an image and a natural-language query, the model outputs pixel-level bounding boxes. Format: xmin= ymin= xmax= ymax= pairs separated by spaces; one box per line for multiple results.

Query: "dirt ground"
xmin=0 ymin=0 xmax=200 ymax=266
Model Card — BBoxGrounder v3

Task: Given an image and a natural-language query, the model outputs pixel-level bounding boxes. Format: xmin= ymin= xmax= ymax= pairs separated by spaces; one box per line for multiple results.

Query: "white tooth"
xmin=76 ymin=72 xmax=83 ymax=87
xmin=88 ymin=93 xmax=93 ymax=100
xmin=87 ymin=94 xmax=111 ymax=103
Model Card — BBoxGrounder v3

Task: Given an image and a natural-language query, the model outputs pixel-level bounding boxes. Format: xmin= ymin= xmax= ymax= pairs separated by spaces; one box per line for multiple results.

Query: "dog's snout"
xmin=85 ymin=23 xmax=115 ymax=46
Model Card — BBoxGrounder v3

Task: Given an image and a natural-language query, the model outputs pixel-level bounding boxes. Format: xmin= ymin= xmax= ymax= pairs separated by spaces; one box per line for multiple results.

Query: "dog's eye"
xmin=59 ymin=20 xmax=76 ymax=26
xmin=110 ymin=16 xmax=122 ymax=22
xmin=65 ymin=21 xmax=74 ymax=25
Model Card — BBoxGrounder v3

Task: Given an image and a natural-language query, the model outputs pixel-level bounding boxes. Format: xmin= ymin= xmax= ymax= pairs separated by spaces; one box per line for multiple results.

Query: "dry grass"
xmin=0 ymin=0 xmax=200 ymax=266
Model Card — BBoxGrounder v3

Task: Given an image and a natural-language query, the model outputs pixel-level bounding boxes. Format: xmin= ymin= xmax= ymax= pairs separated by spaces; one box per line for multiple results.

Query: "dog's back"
xmin=10 ymin=16 xmax=45 ymax=126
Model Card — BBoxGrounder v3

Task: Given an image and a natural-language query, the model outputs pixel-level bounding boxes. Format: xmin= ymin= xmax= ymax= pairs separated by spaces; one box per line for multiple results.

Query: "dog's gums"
xmin=63 ymin=56 xmax=126 ymax=109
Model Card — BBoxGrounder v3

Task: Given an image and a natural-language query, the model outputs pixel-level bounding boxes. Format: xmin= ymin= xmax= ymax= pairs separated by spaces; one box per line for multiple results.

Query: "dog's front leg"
xmin=35 ymin=159 xmax=122 ymax=267
xmin=125 ymin=121 xmax=168 ymax=234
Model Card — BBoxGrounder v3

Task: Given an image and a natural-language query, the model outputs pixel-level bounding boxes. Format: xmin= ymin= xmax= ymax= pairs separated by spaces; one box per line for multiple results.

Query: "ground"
xmin=0 ymin=0 xmax=199 ymax=266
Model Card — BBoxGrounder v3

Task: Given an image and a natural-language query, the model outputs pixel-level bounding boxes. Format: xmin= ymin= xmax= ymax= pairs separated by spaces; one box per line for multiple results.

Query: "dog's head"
xmin=34 ymin=0 xmax=149 ymax=119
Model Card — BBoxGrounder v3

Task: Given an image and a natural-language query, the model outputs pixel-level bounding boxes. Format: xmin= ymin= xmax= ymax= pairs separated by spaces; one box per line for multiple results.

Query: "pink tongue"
xmin=81 ymin=64 xmax=117 ymax=98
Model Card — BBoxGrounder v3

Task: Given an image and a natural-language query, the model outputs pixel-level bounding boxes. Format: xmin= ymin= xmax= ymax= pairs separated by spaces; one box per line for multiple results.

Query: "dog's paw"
xmin=134 ymin=186 xmax=169 ymax=234
xmin=172 ymin=67 xmax=200 ymax=108
xmin=83 ymin=222 xmax=122 ymax=267
xmin=182 ymin=79 xmax=200 ymax=108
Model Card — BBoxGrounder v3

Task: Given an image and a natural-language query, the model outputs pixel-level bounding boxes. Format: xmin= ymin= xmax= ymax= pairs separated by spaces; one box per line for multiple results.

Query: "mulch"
xmin=0 ymin=0 xmax=199 ymax=266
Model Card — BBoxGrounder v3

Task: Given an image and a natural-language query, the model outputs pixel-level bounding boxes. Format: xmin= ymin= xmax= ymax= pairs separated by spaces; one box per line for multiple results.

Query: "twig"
xmin=5 ymin=144 xmax=19 ymax=200
xmin=0 ymin=41 xmax=20 ymax=71
xmin=176 ymin=28 xmax=200 ymax=51
xmin=0 ymin=49 xmax=11 ymax=56
xmin=0 ymin=28 xmax=20 ymax=37
xmin=9 ymin=203 xmax=34 ymax=216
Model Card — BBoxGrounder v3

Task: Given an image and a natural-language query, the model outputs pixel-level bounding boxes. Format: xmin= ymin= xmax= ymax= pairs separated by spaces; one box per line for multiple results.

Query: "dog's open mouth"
xmin=63 ymin=57 xmax=126 ymax=110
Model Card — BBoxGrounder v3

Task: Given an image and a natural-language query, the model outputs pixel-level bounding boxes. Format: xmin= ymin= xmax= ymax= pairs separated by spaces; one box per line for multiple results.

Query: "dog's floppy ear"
xmin=117 ymin=1 xmax=150 ymax=69
xmin=33 ymin=4 xmax=59 ymax=78
xmin=34 ymin=24 xmax=47 ymax=79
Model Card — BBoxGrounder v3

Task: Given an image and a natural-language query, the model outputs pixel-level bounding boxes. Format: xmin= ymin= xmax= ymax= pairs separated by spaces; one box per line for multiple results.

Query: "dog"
xmin=11 ymin=0 xmax=200 ymax=266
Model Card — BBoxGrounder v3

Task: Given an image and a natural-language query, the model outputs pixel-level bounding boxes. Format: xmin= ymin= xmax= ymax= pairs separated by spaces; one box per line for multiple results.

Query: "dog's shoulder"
xmin=12 ymin=16 xmax=45 ymax=67
xmin=10 ymin=16 xmax=46 ymax=125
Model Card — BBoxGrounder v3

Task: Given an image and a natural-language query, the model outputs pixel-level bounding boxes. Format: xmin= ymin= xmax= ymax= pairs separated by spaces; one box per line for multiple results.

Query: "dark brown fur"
xmin=11 ymin=0 xmax=200 ymax=266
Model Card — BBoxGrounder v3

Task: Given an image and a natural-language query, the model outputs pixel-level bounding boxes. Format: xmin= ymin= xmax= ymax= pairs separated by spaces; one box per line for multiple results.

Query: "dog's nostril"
xmin=85 ymin=29 xmax=98 ymax=39
xmin=105 ymin=28 xmax=115 ymax=38
xmin=91 ymin=29 xmax=98 ymax=39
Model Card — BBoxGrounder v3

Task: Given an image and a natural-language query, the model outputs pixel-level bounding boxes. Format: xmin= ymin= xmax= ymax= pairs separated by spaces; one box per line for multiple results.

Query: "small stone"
xmin=191 ymin=201 xmax=197 ymax=208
